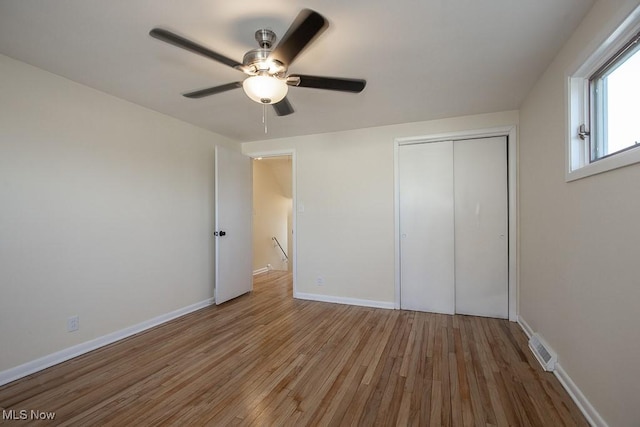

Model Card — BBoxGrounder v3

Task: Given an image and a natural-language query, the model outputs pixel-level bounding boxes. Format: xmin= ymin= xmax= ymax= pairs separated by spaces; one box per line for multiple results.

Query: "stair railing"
xmin=272 ymin=236 xmax=288 ymax=261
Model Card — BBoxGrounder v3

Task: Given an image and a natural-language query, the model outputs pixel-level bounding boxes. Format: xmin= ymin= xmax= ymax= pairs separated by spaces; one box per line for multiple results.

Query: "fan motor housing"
xmin=243 ymin=29 xmax=286 ymax=75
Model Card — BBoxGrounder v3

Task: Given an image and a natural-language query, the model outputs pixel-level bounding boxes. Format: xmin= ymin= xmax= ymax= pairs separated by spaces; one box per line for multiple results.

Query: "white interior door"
xmin=399 ymin=141 xmax=455 ymax=314
xmin=215 ymin=145 xmax=253 ymax=305
xmin=454 ymin=137 xmax=508 ymax=318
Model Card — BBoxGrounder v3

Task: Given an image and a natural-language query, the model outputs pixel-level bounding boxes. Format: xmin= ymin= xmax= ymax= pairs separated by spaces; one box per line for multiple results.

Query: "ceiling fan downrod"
xmin=255 ymin=29 xmax=276 ymax=49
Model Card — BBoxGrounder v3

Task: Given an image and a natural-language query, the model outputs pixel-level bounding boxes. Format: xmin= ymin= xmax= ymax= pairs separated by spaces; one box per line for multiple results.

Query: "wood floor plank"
xmin=0 ymin=271 xmax=589 ymax=426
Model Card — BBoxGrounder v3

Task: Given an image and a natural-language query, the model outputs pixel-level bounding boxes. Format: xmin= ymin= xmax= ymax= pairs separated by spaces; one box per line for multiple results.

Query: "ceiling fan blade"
xmin=150 ymin=28 xmax=243 ymax=70
xmin=183 ymin=82 xmax=242 ymax=99
xmin=287 ymin=74 xmax=366 ymax=93
xmin=273 ymin=97 xmax=295 ymax=116
xmin=269 ymin=9 xmax=328 ymax=67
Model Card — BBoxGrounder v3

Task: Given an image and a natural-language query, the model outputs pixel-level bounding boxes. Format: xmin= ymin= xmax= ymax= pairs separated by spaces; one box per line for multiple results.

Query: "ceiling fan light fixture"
xmin=242 ymin=75 xmax=288 ymax=104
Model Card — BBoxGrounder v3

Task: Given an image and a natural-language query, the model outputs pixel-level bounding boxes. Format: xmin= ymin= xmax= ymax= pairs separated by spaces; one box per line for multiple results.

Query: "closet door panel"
xmin=454 ymin=137 xmax=508 ymax=318
xmin=399 ymin=142 xmax=455 ymax=314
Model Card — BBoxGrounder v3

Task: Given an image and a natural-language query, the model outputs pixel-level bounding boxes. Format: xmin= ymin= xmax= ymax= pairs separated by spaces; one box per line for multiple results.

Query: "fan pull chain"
xmin=262 ymin=104 xmax=268 ymax=134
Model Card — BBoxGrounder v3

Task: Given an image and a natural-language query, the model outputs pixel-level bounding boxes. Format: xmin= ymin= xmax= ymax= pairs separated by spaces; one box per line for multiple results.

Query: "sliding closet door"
xmin=454 ymin=137 xmax=508 ymax=318
xmin=399 ymin=141 xmax=455 ymax=314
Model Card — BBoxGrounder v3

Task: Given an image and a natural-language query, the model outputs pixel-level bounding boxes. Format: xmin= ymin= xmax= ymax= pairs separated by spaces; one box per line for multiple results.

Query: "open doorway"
xmin=252 ymin=155 xmax=293 ymax=286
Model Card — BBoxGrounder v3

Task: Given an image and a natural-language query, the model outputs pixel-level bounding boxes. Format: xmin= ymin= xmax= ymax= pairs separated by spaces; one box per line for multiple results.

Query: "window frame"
xmin=566 ymin=6 xmax=640 ymax=182
xmin=588 ymin=30 xmax=640 ymax=162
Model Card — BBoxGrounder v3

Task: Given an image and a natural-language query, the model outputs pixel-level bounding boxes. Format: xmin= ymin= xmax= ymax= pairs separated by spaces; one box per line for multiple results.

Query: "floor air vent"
xmin=528 ymin=333 xmax=557 ymax=372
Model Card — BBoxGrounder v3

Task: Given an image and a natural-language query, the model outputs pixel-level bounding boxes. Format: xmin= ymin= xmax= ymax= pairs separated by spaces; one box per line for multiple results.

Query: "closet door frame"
xmin=394 ymin=125 xmax=518 ymax=322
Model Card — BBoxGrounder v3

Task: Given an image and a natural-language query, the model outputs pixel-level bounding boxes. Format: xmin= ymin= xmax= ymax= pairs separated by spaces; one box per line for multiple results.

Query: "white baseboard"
xmin=0 ymin=297 xmax=214 ymax=387
xmin=516 ymin=315 xmax=607 ymax=427
xmin=253 ymin=267 xmax=269 ymax=276
xmin=294 ymin=291 xmax=395 ymax=310
xmin=517 ymin=315 xmax=534 ymax=339
xmin=554 ymin=363 xmax=608 ymax=427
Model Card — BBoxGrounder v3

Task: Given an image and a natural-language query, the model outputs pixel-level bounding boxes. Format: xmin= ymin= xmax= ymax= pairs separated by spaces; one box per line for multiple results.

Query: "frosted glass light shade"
xmin=242 ymin=75 xmax=288 ymax=104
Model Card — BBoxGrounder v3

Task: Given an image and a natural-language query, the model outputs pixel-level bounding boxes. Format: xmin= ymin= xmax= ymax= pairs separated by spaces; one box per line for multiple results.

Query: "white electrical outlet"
xmin=316 ymin=276 xmax=325 ymax=286
xmin=67 ymin=315 xmax=79 ymax=332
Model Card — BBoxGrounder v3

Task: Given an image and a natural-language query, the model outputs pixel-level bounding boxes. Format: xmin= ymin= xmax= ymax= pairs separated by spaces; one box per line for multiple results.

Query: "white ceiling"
xmin=0 ymin=0 xmax=595 ymax=142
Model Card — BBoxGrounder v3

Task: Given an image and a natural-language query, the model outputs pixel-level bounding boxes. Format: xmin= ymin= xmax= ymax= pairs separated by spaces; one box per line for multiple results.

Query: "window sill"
xmin=566 ymin=145 xmax=640 ymax=181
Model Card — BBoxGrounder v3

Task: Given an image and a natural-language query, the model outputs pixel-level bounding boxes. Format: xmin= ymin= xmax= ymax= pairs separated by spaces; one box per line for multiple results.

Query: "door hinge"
xmin=578 ymin=124 xmax=590 ymax=140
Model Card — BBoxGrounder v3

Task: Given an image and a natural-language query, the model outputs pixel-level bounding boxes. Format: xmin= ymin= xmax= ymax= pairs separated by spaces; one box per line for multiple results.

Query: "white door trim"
xmin=394 ymin=125 xmax=518 ymax=321
xmin=242 ymin=148 xmax=297 ymax=296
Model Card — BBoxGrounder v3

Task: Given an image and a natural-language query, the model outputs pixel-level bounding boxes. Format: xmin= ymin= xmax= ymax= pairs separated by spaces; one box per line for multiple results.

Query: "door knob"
xmin=214 ymin=231 xmax=227 ymax=237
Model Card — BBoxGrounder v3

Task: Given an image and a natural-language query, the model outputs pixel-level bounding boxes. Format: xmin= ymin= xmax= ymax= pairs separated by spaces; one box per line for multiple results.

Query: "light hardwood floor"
xmin=0 ymin=271 xmax=587 ymax=426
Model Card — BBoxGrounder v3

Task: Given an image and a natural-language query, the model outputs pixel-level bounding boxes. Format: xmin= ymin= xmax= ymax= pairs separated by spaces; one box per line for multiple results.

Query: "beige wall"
xmin=252 ymin=158 xmax=291 ymax=272
xmin=0 ymin=54 xmax=237 ymax=372
xmin=243 ymin=111 xmax=518 ymax=304
xmin=518 ymin=1 xmax=640 ymax=425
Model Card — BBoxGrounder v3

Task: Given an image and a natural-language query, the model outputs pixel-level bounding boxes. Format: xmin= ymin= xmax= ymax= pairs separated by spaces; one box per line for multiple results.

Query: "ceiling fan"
xmin=149 ymin=9 xmax=366 ymax=116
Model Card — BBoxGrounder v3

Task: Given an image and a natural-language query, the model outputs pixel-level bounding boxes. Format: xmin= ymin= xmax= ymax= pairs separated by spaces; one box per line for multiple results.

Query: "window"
xmin=567 ymin=7 xmax=640 ymax=181
xmin=589 ymin=31 xmax=640 ymax=161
